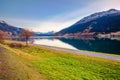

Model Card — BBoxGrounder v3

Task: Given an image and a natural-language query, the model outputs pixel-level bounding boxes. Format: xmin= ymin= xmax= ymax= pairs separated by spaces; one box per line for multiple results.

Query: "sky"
xmin=0 ymin=0 xmax=120 ymax=32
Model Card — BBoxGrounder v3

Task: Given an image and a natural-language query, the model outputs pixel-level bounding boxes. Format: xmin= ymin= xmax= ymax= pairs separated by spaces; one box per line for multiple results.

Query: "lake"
xmin=33 ymin=37 xmax=120 ymax=55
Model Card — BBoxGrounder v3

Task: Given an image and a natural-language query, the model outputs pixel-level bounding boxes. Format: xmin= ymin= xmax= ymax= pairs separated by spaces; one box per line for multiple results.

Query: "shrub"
xmin=0 ymin=30 xmax=11 ymax=43
xmin=9 ymin=43 xmax=23 ymax=48
xmin=0 ymin=39 xmax=4 ymax=43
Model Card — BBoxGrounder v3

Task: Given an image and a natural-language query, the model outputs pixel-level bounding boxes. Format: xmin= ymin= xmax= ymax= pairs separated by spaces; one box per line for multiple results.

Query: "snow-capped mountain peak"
xmin=0 ymin=20 xmax=6 ymax=24
xmin=76 ymin=9 xmax=120 ymax=24
xmin=108 ymin=9 xmax=119 ymax=12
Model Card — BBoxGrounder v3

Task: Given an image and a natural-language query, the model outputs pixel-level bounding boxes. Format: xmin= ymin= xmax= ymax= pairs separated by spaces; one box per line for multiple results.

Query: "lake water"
xmin=33 ymin=37 xmax=120 ymax=55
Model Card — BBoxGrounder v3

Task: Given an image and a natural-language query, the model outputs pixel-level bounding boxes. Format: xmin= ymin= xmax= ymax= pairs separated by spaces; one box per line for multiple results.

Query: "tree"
xmin=0 ymin=30 xmax=11 ymax=43
xmin=0 ymin=30 xmax=4 ymax=42
xmin=20 ymin=29 xmax=34 ymax=45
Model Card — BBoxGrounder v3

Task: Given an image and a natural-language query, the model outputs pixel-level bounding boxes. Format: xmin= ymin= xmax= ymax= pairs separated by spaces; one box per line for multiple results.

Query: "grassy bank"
xmin=0 ymin=42 xmax=120 ymax=80
xmin=0 ymin=44 xmax=48 ymax=80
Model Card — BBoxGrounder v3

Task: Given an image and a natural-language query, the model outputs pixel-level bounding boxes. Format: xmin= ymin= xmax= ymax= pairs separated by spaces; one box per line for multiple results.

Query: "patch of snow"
xmin=0 ymin=20 xmax=6 ymax=24
xmin=76 ymin=9 xmax=120 ymax=24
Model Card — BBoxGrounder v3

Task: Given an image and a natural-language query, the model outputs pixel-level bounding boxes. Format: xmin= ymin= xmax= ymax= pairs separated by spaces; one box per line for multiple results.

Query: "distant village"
xmin=59 ymin=31 xmax=120 ymax=39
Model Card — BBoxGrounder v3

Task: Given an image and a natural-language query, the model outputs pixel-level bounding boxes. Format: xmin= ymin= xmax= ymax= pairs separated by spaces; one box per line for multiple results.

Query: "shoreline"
xmin=33 ymin=44 xmax=120 ymax=61
xmin=4 ymin=40 xmax=120 ymax=61
xmin=1 ymin=42 xmax=120 ymax=80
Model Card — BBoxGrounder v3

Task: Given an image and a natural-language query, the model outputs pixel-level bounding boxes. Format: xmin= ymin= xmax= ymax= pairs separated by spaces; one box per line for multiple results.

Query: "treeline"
xmin=0 ymin=29 xmax=34 ymax=45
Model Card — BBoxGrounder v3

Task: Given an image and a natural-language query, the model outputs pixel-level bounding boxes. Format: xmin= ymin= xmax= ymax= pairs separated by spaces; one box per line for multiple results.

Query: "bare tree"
xmin=0 ymin=30 xmax=4 ymax=42
xmin=0 ymin=30 xmax=11 ymax=43
xmin=20 ymin=29 xmax=34 ymax=45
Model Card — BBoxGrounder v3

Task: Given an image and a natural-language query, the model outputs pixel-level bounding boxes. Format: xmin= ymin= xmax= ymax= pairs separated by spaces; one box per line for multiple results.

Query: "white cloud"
xmin=60 ymin=0 xmax=120 ymax=21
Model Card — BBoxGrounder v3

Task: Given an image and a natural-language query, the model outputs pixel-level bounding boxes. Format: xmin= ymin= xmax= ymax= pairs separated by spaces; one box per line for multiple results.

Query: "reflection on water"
xmin=34 ymin=37 xmax=120 ymax=55
xmin=59 ymin=38 xmax=120 ymax=55
xmin=34 ymin=39 xmax=77 ymax=50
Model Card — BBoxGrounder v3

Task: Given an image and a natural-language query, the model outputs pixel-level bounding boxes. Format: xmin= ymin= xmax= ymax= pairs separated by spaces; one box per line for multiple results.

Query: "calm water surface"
xmin=33 ymin=37 xmax=120 ymax=55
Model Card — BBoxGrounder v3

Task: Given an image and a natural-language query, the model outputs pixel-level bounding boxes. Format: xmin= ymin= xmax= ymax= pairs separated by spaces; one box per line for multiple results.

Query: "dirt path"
xmin=0 ymin=45 xmax=48 ymax=80
xmin=37 ymin=45 xmax=120 ymax=61
xmin=0 ymin=47 xmax=11 ymax=80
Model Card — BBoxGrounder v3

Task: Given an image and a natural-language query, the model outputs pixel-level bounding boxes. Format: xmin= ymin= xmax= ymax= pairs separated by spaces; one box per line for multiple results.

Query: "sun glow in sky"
xmin=0 ymin=0 xmax=120 ymax=32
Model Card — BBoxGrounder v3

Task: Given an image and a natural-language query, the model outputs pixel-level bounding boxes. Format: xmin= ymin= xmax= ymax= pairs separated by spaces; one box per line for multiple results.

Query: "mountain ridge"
xmin=0 ymin=20 xmax=22 ymax=35
xmin=56 ymin=9 xmax=120 ymax=36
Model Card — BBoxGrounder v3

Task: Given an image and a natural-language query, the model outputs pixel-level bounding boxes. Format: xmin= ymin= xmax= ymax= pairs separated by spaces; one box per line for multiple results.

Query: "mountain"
xmin=56 ymin=9 xmax=120 ymax=36
xmin=35 ymin=31 xmax=55 ymax=36
xmin=0 ymin=20 xmax=22 ymax=35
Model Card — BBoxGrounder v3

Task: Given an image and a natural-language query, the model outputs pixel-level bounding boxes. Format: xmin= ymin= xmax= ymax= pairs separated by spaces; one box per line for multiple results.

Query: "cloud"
xmin=55 ymin=0 xmax=120 ymax=22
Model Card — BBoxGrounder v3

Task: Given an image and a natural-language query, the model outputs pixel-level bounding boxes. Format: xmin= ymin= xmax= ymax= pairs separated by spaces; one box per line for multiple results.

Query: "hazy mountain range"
xmin=35 ymin=31 xmax=55 ymax=36
xmin=0 ymin=20 xmax=22 ymax=35
xmin=0 ymin=20 xmax=55 ymax=36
